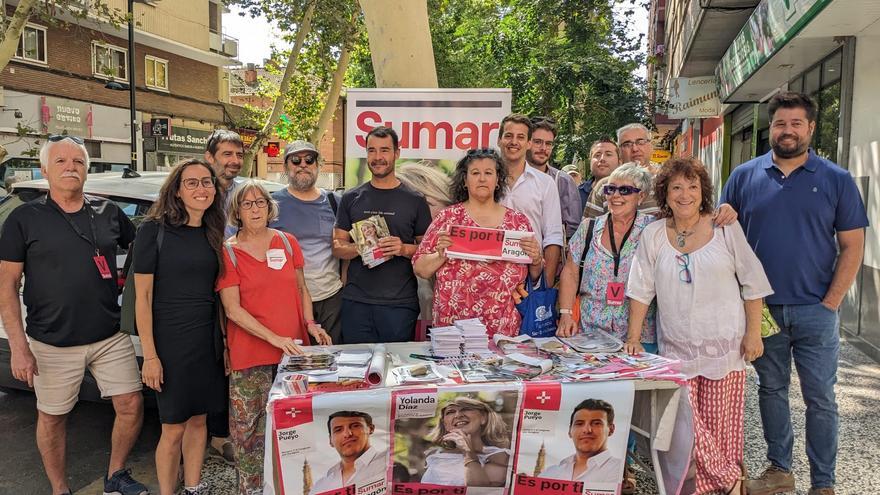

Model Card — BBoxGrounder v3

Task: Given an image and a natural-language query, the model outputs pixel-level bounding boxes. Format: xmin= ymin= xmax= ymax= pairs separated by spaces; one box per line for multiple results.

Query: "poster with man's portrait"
xmin=511 ymin=381 xmax=634 ymax=495
xmin=390 ymin=384 xmax=522 ymax=495
xmin=271 ymin=388 xmax=392 ymax=495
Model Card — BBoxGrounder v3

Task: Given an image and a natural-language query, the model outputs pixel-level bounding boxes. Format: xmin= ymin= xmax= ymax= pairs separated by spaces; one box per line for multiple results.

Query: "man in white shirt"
xmin=310 ymin=411 xmax=388 ymax=494
xmin=539 ymin=399 xmax=623 ymax=483
xmin=498 ymin=113 xmax=564 ymax=284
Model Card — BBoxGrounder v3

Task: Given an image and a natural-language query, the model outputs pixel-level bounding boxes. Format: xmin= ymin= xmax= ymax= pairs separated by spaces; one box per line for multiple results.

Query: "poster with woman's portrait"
xmin=270 ymin=388 xmax=392 ymax=495
xmin=511 ymin=381 xmax=634 ymax=495
xmin=390 ymin=384 xmax=522 ymax=495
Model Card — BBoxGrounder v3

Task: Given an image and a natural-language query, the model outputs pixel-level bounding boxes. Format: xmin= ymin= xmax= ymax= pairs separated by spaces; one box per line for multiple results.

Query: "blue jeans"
xmin=754 ymin=303 xmax=840 ymax=488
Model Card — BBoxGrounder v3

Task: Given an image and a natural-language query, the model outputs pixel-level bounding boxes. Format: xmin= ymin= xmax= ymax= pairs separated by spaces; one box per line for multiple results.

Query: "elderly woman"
xmin=626 ymin=157 xmax=772 ymax=495
xmin=135 ymin=158 xmax=227 ymax=495
xmin=216 ymin=180 xmax=332 ymax=494
xmin=412 ymin=148 xmax=543 ymax=337
xmin=557 ymin=163 xmax=657 ymax=350
xmin=422 ymin=397 xmax=511 ymax=487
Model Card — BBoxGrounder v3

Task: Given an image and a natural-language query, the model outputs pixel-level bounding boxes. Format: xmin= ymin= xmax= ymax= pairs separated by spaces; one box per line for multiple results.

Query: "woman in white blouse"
xmin=625 ymin=157 xmax=772 ymax=495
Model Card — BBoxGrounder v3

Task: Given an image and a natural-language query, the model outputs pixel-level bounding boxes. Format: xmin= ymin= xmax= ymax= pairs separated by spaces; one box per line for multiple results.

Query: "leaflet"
xmin=446 ymin=225 xmax=533 ymax=264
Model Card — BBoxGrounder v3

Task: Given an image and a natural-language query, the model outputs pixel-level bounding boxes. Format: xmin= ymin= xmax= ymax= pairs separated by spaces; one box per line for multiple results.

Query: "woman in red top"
xmin=216 ymin=180 xmax=331 ymax=494
xmin=413 ymin=149 xmax=544 ymax=336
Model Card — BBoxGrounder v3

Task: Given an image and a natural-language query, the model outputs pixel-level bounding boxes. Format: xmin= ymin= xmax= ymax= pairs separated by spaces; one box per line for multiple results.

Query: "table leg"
xmin=651 ymin=389 xmax=667 ymax=495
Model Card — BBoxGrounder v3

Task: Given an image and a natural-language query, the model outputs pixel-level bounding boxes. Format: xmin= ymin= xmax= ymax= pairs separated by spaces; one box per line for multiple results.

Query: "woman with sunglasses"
xmin=133 ymin=159 xmax=227 ymax=495
xmin=216 ymin=180 xmax=331 ymax=494
xmin=413 ymin=149 xmax=543 ymax=337
xmin=626 ymin=157 xmax=772 ymax=495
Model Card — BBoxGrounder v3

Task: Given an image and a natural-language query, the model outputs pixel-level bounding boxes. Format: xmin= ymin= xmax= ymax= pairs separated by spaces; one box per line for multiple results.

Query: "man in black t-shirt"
xmin=0 ymin=137 xmax=148 ymax=495
xmin=332 ymin=126 xmax=432 ymax=343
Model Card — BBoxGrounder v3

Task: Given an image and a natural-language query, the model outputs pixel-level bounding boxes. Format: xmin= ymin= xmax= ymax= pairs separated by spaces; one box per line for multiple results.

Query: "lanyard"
xmin=46 ymin=196 xmax=102 ymax=257
xmin=606 ymin=213 xmax=635 ymax=279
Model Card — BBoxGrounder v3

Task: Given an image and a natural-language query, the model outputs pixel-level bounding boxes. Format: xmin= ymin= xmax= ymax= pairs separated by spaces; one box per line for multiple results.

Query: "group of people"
xmin=0 ymin=90 xmax=867 ymax=495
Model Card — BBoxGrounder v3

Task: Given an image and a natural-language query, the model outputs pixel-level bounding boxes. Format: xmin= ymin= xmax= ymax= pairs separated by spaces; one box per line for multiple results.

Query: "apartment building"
xmin=649 ymin=0 xmax=880 ymax=356
xmin=0 ymin=0 xmax=239 ymax=176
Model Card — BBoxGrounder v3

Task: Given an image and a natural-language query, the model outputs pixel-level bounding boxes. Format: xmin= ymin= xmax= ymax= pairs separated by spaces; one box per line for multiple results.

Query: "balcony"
xmin=210 ymin=32 xmax=239 ymax=58
xmin=670 ymin=0 xmax=756 ymax=77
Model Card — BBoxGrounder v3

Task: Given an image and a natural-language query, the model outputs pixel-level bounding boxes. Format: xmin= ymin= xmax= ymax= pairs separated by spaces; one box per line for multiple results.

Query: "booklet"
xmin=445 ymin=224 xmax=533 ymax=263
xmin=351 ymin=215 xmax=391 ymax=268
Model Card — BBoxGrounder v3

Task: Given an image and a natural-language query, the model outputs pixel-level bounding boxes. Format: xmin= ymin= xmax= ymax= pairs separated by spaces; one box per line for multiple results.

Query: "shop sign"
xmin=40 ymin=96 xmax=93 ymax=137
xmin=667 ymin=77 xmax=720 ymax=119
xmin=156 ymin=127 xmax=212 ymax=154
xmin=716 ymin=0 xmax=832 ymax=100
xmin=150 ymin=118 xmax=170 ymax=137
xmin=651 ymin=149 xmax=672 ymax=162
xmin=237 ymin=128 xmax=258 ymax=149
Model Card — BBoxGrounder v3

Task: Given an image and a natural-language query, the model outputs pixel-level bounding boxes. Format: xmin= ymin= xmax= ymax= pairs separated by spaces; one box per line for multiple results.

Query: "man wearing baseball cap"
xmin=561 ymin=164 xmax=583 ymax=186
xmin=272 ymin=140 xmax=344 ymax=343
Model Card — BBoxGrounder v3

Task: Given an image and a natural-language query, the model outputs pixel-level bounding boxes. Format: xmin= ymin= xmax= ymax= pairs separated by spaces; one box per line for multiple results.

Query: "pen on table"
xmin=409 ymin=353 xmax=444 ymax=362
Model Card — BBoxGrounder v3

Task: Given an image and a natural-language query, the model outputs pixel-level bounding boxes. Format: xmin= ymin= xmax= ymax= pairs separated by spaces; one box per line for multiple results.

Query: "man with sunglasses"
xmin=527 ymin=117 xmax=581 ymax=239
xmin=0 ymin=136 xmax=148 ymax=495
xmin=272 ymin=141 xmax=344 ymax=343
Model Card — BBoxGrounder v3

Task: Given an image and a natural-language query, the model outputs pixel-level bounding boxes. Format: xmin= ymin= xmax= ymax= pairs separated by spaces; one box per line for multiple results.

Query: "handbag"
xmin=571 ymin=219 xmax=596 ymax=326
xmin=119 ymin=223 xmax=164 ymax=335
xmin=516 ymin=273 xmax=559 ymax=338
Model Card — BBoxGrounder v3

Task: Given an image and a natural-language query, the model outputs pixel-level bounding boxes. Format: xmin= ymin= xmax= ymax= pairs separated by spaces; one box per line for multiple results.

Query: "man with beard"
xmin=332 ymin=126 xmax=431 ymax=343
xmin=616 ymin=123 xmax=655 ymax=171
xmin=272 ymin=141 xmax=343 ymax=343
xmin=540 ymin=399 xmax=622 ymax=483
xmin=527 ymin=117 xmax=580 ymax=238
xmin=498 ymin=114 xmax=564 ymax=285
xmin=720 ymin=92 xmax=868 ymax=495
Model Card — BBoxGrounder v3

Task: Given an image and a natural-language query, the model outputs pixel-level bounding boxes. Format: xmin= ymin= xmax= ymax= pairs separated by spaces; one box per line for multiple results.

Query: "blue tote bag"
xmin=515 ymin=274 xmax=558 ymax=338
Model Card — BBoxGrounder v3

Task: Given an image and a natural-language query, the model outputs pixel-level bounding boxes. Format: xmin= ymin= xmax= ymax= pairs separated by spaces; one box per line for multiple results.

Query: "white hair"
xmin=39 ymin=138 xmax=91 ymax=171
xmin=616 ymin=123 xmax=652 ymax=144
xmin=608 ymin=162 xmax=653 ymax=195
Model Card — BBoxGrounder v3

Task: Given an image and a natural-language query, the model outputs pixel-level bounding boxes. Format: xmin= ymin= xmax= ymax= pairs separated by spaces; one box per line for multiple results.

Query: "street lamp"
xmin=104 ymin=0 xmax=137 ymax=171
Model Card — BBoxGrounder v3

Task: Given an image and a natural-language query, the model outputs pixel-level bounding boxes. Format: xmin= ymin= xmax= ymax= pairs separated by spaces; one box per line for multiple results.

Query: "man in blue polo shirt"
xmin=720 ymin=92 xmax=868 ymax=495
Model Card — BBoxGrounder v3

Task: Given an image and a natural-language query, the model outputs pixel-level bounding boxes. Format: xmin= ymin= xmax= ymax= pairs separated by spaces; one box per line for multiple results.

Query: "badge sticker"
xmin=266 ymin=248 xmax=287 ymax=270
xmin=606 ymin=281 xmax=625 ymax=306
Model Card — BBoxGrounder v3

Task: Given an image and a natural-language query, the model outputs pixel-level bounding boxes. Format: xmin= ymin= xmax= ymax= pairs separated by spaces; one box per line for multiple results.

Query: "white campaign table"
xmin=263 ymin=342 xmax=686 ymax=495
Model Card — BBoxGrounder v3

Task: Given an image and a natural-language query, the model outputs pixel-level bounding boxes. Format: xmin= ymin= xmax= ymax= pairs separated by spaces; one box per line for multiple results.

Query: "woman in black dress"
xmin=135 ymin=158 xmax=227 ymax=495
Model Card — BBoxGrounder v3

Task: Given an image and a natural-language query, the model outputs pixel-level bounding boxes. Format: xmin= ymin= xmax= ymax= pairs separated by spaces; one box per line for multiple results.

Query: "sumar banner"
xmin=390 ymin=384 xmax=522 ymax=495
xmin=445 ymin=225 xmax=533 ymax=264
xmin=511 ymin=381 xmax=634 ymax=495
xmin=271 ymin=388 xmax=392 ymax=495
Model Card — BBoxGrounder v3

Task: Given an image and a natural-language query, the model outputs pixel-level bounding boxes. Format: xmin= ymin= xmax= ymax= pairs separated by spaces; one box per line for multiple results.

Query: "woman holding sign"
xmin=413 ymin=149 xmax=543 ymax=336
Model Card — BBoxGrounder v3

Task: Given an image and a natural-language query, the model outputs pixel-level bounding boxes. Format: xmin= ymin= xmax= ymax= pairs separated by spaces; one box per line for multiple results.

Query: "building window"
xmin=84 ymin=140 xmax=102 ymax=158
xmin=145 ymin=56 xmax=168 ymax=91
xmin=209 ymin=2 xmax=219 ymax=33
xmin=786 ymin=49 xmax=842 ymax=163
xmin=92 ymin=42 xmax=128 ymax=81
xmin=15 ymin=24 xmax=47 ymax=64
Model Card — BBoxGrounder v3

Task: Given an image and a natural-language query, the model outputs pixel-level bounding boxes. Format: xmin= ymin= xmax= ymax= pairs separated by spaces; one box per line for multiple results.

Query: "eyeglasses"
xmin=619 ymin=138 xmax=650 ymax=149
xmin=182 ymin=177 xmax=216 ymax=190
xmin=289 ymin=155 xmax=317 ymax=166
xmin=531 ymin=138 xmax=555 ymax=148
xmin=48 ymin=135 xmax=84 ymax=145
xmin=675 ymin=253 xmax=692 ymax=284
xmin=240 ymin=198 xmax=269 ymax=210
xmin=603 ymin=184 xmax=641 ymax=196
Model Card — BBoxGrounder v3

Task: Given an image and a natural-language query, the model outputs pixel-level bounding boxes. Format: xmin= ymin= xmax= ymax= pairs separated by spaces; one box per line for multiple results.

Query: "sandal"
xmin=622 ymin=465 xmax=637 ymax=495
xmin=723 ymin=462 xmax=747 ymax=495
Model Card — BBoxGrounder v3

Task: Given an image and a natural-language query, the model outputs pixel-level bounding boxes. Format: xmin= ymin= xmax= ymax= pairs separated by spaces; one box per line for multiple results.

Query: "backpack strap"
xmin=275 ymin=229 xmax=293 ymax=257
xmin=576 ymin=219 xmax=596 ymax=292
xmin=224 ymin=242 xmax=238 ymax=268
xmin=324 ymin=189 xmax=338 ymax=216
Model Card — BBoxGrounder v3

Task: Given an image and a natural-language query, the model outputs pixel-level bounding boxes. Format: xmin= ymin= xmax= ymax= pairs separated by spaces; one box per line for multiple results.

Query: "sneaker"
xmin=807 ymin=489 xmax=835 ymax=495
xmin=746 ymin=465 xmax=795 ymax=495
xmin=104 ymin=468 xmax=149 ymax=495
xmin=181 ymin=481 xmax=209 ymax=495
xmin=206 ymin=440 xmax=235 ymax=466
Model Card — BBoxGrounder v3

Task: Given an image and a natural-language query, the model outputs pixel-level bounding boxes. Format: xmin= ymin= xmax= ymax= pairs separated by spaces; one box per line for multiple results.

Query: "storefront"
xmin=142 ymin=122 xmax=213 ymax=171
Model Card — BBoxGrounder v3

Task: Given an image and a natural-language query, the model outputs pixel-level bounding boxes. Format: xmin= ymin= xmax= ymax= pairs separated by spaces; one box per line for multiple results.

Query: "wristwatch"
xmin=559 ymin=308 xmax=573 ymax=315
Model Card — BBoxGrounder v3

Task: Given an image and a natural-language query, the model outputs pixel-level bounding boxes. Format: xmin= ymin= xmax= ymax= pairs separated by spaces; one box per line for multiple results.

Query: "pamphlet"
xmin=351 ymin=215 xmax=390 ymax=268
xmin=445 ymin=224 xmax=533 ymax=263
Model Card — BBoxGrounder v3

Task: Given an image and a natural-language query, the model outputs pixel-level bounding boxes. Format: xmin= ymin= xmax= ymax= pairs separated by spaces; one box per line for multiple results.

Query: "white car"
xmin=0 ymin=171 xmax=284 ymax=400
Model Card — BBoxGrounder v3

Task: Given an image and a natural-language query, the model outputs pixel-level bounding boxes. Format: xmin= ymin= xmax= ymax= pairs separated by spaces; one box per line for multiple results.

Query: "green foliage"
xmin=346 ymin=0 xmax=648 ymax=165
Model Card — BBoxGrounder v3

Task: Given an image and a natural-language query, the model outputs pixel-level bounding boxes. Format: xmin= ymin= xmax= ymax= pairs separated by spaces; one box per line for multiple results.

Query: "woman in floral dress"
xmin=413 ymin=148 xmax=543 ymax=337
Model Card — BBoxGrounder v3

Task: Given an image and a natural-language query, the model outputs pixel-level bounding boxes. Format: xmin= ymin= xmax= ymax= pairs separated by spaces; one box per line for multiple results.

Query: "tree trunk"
xmin=358 ymin=0 xmax=438 ymax=88
xmin=0 ymin=0 xmax=39 ymax=73
xmin=241 ymin=0 xmax=316 ymax=176
xmin=309 ymin=33 xmax=354 ymax=145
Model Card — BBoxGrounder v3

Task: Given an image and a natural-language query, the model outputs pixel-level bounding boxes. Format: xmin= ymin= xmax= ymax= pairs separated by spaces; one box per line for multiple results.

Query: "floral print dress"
xmin=413 ymin=203 xmax=532 ymax=337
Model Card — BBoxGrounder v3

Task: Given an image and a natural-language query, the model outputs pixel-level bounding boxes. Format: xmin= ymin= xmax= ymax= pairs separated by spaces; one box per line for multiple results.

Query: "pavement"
xmin=2 ymin=336 xmax=879 ymax=494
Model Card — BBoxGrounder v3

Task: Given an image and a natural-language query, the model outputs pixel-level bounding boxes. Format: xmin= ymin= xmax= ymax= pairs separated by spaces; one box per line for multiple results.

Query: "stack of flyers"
xmin=279 ymin=351 xmax=335 ymax=372
xmin=429 ymin=326 xmax=463 ymax=356
xmin=557 ymin=327 xmax=624 ymax=353
xmin=390 ymin=363 xmax=445 ymax=384
xmin=557 ymin=352 xmax=684 ymax=383
xmin=455 ymin=318 xmax=490 ymax=353
xmin=493 ymin=334 xmax=538 ymax=355
xmin=499 ymin=352 xmax=554 ymax=379
xmin=455 ymin=357 xmax=519 ymax=383
xmin=351 ymin=215 xmax=391 ymax=268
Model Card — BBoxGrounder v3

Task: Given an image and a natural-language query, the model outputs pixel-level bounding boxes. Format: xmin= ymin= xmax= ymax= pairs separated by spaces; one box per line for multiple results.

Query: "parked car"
xmin=0 ymin=171 xmax=284 ymax=401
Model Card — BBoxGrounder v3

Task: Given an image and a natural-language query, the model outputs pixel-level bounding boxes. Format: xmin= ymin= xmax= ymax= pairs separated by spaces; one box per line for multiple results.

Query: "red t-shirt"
xmin=216 ymin=230 xmax=308 ymax=370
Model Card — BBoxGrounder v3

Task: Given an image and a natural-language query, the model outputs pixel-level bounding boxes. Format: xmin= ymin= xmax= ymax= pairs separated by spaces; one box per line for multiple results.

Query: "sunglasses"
xmin=182 ymin=177 xmax=216 ymax=190
xmin=289 ymin=155 xmax=317 ymax=166
xmin=603 ymin=184 xmax=642 ymax=196
xmin=48 ymin=135 xmax=84 ymax=145
xmin=675 ymin=253 xmax=692 ymax=284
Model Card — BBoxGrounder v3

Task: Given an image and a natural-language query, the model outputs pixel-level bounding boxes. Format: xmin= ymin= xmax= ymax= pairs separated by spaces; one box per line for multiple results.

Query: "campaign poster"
xmin=446 ymin=225 xmax=532 ymax=264
xmin=390 ymin=384 xmax=522 ymax=495
xmin=511 ymin=381 xmax=634 ymax=495
xmin=272 ymin=388 xmax=392 ymax=495
xmin=344 ymin=89 xmax=512 ymax=187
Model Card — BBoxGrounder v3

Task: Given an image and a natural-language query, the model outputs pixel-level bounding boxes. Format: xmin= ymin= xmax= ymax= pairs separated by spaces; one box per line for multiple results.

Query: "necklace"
xmin=671 ymin=217 xmax=699 ymax=248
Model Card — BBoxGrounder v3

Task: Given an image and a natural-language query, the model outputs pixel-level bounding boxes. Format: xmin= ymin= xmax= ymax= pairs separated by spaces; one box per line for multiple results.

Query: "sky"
xmin=224 ymin=2 xmax=650 ymax=71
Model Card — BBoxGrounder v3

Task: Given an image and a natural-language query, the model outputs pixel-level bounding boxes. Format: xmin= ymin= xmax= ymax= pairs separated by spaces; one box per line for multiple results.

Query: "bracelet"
xmin=143 ymin=356 xmax=158 ymax=361
xmin=464 ymin=457 xmax=479 ymax=466
xmin=559 ymin=308 xmax=572 ymax=315
xmin=306 ymin=320 xmax=317 ymax=325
